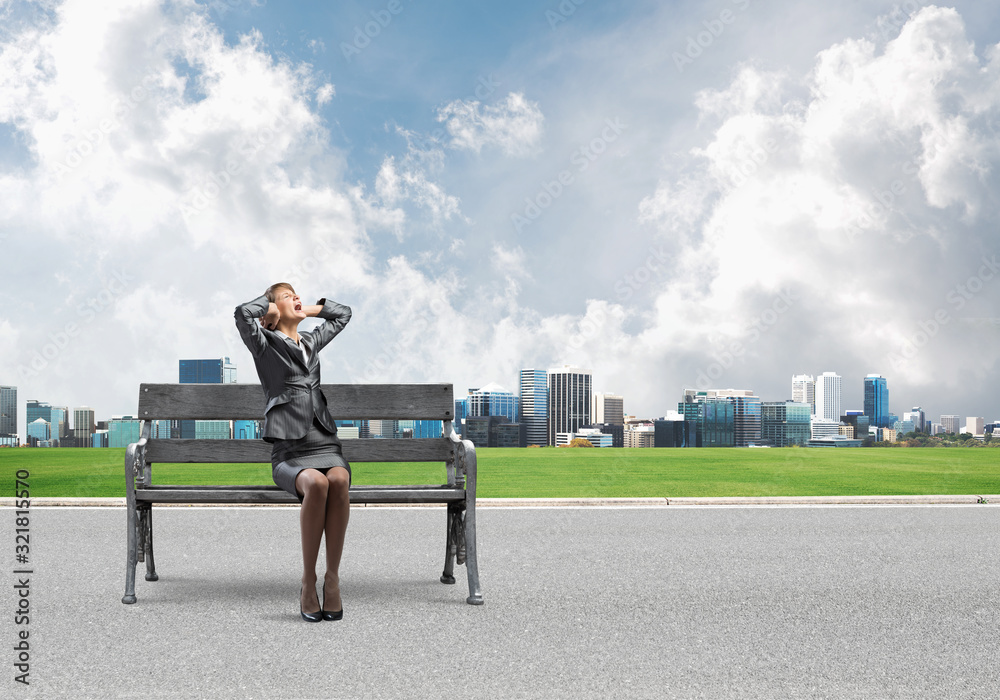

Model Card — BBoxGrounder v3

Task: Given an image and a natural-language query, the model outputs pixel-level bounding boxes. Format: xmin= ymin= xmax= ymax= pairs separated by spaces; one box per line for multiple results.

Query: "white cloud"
xmin=632 ymin=5 xmax=1000 ymax=403
xmin=437 ymin=92 xmax=544 ymax=157
xmin=316 ymin=82 xmax=334 ymax=105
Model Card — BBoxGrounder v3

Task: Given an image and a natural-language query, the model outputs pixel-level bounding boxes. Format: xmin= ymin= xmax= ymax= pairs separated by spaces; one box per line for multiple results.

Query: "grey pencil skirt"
xmin=271 ymin=417 xmax=352 ymax=504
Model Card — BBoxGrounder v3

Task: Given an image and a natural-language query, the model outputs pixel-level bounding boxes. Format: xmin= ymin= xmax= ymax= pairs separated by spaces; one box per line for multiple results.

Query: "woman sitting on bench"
xmin=235 ymin=284 xmax=352 ymax=622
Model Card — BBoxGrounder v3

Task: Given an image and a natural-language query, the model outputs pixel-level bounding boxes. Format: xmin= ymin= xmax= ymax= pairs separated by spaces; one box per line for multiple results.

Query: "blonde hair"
xmin=265 ymin=282 xmax=296 ymax=303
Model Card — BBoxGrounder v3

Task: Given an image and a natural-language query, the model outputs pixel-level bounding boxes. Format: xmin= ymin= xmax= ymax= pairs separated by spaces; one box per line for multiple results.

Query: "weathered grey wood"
xmin=137 ymin=383 xmax=454 ymax=420
xmin=134 ymin=485 xmax=466 ymax=504
xmin=145 ymin=437 xmax=455 ymax=464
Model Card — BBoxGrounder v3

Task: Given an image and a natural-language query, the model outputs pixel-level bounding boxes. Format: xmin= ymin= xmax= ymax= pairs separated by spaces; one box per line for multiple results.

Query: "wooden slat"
xmin=145 ymin=437 xmax=455 ymax=464
xmin=134 ymin=485 xmax=466 ymax=504
xmin=137 ymin=383 xmax=454 ymax=420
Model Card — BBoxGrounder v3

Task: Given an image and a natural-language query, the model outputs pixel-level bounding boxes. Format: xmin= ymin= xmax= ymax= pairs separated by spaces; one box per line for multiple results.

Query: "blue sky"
xmin=2 ymin=0 xmax=1000 ymax=439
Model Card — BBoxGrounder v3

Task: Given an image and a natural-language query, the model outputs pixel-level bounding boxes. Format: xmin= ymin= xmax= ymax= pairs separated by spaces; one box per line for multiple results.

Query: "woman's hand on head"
xmin=261 ymin=304 xmax=280 ymax=330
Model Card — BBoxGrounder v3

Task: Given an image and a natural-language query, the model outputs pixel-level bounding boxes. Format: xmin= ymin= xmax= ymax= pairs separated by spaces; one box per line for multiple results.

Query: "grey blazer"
xmin=234 ymin=294 xmax=352 ymax=443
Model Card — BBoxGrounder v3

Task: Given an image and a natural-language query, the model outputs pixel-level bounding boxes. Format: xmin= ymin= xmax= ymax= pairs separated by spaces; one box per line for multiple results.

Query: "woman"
xmin=235 ymin=283 xmax=352 ymax=622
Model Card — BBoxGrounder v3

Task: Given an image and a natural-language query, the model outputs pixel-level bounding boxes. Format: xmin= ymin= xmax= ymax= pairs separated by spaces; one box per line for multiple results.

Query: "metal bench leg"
xmin=464 ymin=499 xmax=483 ymax=605
xmin=122 ymin=501 xmax=138 ymax=604
xmin=144 ymin=505 xmax=159 ymax=582
xmin=440 ymin=504 xmax=457 ymax=585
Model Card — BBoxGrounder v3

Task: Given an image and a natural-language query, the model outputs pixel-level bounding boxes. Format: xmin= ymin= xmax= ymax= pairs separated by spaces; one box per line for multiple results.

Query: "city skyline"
xmin=5 ymin=361 xmax=994 ymax=444
xmin=1 ymin=1 xmax=999 ymax=434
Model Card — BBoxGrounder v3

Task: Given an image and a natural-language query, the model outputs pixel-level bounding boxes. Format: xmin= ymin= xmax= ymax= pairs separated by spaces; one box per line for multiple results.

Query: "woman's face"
xmin=274 ymin=289 xmax=306 ymax=323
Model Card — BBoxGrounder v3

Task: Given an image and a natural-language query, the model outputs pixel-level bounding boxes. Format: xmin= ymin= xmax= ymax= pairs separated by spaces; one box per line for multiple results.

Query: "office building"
xmin=369 ymin=420 xmax=399 ymax=439
xmin=625 ymin=424 xmax=656 ymax=448
xmin=556 ymin=427 xmax=613 ymax=447
xmin=92 ymin=430 xmax=109 ymax=448
xmin=894 ymin=419 xmax=915 ymax=434
xmin=791 ymin=375 xmax=815 ymax=414
xmin=940 ymin=415 xmax=961 ymax=434
xmin=179 ymin=358 xmax=239 ymax=439
xmin=840 ymin=412 xmax=870 ymax=442
xmin=73 ymin=407 xmax=96 ymax=447
xmin=592 ymin=393 xmax=624 ymax=426
xmin=456 ymin=383 xmax=519 ymax=439
xmin=678 ymin=392 xmax=735 ymax=447
xmin=109 ymin=416 xmax=143 ymax=448
xmin=27 ymin=418 xmax=51 ymax=445
xmin=586 ymin=422 xmax=625 ymax=448
xmin=50 ymin=406 xmax=69 ymax=445
xmin=814 ymin=372 xmax=842 ymax=422
xmin=709 ymin=389 xmax=762 ymax=447
xmin=397 ymin=420 xmax=443 ymax=439
xmin=807 ymin=435 xmax=862 ymax=447
xmin=810 ymin=417 xmax=841 ymax=440
xmin=26 ymin=400 xmax=51 ymax=427
xmin=494 ymin=422 xmax=525 ymax=447
xmin=761 ymin=401 xmax=812 ymax=447
xmin=179 ymin=357 xmax=236 ymax=384
xmin=882 ymin=428 xmax=897 ymax=443
xmin=964 ymin=417 xmax=985 ymax=436
xmin=547 ymin=366 xmax=592 ymax=446
xmin=1 ymin=386 xmax=17 ymax=437
xmin=195 ymin=421 xmax=231 ymax=440
xmin=465 ymin=415 xmax=526 ymax=448
xmin=863 ymin=375 xmax=889 ymax=428
xmin=653 ymin=419 xmax=695 ymax=448
xmin=904 ymin=407 xmax=926 ymax=433
xmin=519 ymin=369 xmax=548 ymax=447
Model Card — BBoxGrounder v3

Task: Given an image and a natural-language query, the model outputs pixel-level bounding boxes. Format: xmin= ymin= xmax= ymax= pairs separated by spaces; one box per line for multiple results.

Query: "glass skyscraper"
xmin=863 ymin=374 xmax=889 ymax=428
xmin=761 ymin=401 xmax=812 ymax=446
xmin=547 ymin=367 xmax=592 ymax=446
xmin=678 ymin=392 xmax=735 ymax=447
xmin=519 ymin=369 xmax=548 ymax=446
xmin=1 ymin=386 xmax=18 ymax=437
xmin=455 ymin=383 xmax=519 ymax=439
xmin=179 ymin=357 xmax=240 ymax=439
xmin=815 ymin=372 xmax=842 ymax=422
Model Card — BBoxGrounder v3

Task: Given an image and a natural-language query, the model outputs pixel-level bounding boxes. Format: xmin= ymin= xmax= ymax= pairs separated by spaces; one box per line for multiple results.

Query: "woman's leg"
xmin=322 ymin=466 xmax=351 ymax=612
xmin=295 ymin=468 xmax=329 ymax=613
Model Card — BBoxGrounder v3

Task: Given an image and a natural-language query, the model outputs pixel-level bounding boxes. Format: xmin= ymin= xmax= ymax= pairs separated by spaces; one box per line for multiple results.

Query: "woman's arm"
xmin=234 ymin=295 xmax=276 ymax=357
xmin=305 ymin=298 xmax=352 ymax=354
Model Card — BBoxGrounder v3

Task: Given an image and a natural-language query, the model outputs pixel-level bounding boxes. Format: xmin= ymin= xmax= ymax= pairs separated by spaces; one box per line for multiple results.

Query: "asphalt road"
xmin=3 ymin=505 xmax=999 ymax=699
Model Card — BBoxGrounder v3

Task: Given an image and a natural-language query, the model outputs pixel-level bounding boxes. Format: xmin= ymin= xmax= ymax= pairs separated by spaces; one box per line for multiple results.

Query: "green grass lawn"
xmin=1 ymin=446 xmax=998 ymax=498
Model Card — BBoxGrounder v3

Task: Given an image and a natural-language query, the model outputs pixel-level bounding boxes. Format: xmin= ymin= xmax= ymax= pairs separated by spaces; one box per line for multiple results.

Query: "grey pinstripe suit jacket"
xmin=234 ymin=294 xmax=352 ymax=443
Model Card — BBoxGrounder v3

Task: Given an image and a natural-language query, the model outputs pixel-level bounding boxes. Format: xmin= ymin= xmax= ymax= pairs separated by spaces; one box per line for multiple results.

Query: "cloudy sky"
xmin=2 ymin=0 xmax=999 ymax=438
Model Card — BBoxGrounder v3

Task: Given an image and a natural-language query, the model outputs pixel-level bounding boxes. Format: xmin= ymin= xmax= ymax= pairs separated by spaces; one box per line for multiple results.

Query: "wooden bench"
xmin=122 ymin=383 xmax=483 ymax=606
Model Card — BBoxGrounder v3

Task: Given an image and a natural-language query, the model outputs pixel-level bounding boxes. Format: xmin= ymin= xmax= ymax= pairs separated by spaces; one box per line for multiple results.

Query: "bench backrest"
xmin=136 ymin=383 xmax=457 ymax=465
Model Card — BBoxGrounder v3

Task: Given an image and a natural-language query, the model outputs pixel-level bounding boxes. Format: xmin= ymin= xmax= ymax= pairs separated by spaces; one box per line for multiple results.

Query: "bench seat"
xmin=122 ymin=382 xmax=482 ymax=607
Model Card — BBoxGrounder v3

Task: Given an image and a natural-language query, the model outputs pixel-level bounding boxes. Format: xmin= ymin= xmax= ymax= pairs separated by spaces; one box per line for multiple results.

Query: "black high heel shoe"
xmin=300 ymin=586 xmax=322 ymax=623
xmin=322 ymin=581 xmax=344 ymax=621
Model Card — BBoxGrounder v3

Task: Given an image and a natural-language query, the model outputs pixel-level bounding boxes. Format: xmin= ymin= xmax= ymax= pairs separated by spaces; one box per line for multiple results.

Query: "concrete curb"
xmin=1 ymin=495 xmax=997 ymax=507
